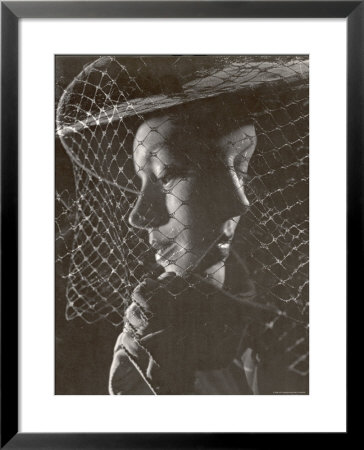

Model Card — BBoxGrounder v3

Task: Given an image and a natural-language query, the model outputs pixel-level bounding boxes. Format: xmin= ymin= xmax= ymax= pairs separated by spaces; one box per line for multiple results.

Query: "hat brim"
xmin=56 ymin=56 xmax=308 ymax=137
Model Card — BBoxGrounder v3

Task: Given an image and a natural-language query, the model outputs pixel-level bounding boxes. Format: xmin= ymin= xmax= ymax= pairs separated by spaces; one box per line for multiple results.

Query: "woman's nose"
xmin=128 ymin=184 xmax=169 ymax=229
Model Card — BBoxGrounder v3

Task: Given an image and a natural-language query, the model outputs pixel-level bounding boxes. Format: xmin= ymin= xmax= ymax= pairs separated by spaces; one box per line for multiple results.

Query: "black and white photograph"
xmin=55 ymin=55 xmax=309 ymax=396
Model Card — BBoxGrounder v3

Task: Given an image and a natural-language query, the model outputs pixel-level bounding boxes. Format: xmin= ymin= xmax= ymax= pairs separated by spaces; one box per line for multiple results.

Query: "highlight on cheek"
xmin=158 ymin=166 xmax=190 ymax=191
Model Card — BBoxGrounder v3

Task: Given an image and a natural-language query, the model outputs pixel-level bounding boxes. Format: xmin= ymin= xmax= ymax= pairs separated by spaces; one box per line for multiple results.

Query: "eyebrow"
xmin=133 ymin=139 xmax=168 ymax=154
xmin=134 ymin=145 xmax=170 ymax=174
xmin=148 ymin=143 xmax=168 ymax=157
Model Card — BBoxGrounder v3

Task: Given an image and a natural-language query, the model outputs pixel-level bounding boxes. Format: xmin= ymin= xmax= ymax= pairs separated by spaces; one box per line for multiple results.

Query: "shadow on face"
xmin=129 ymin=100 xmax=257 ymax=276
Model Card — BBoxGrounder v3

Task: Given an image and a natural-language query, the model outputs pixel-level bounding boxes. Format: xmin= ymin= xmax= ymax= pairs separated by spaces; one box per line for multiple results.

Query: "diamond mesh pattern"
xmin=56 ymin=55 xmax=309 ymax=378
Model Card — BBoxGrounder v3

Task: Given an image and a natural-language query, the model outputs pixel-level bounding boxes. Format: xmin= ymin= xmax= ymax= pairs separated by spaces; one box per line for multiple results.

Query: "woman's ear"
xmin=217 ymin=123 xmax=257 ymax=207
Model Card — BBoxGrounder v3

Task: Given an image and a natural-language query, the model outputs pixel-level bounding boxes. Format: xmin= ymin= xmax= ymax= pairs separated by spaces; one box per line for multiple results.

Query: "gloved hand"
xmin=109 ymin=273 xmax=243 ymax=394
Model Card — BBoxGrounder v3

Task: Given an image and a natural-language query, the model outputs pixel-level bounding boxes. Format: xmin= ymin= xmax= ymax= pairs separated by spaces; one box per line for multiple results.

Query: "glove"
xmin=111 ymin=273 xmax=243 ymax=394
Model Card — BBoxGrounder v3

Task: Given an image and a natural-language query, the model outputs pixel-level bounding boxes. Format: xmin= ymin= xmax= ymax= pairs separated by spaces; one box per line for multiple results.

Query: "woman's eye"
xmin=160 ymin=172 xmax=174 ymax=186
xmin=158 ymin=167 xmax=187 ymax=189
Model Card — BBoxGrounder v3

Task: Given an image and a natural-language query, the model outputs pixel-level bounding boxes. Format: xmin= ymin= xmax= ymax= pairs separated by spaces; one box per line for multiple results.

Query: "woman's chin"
xmin=156 ymin=256 xmax=197 ymax=277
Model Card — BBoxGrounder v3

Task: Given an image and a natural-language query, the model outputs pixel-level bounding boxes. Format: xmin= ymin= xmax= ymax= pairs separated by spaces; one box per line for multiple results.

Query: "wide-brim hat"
xmin=56 ymin=55 xmax=308 ymax=137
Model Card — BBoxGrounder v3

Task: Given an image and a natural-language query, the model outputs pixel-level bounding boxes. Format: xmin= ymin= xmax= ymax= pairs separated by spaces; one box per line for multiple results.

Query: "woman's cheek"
xmin=170 ymin=178 xmax=196 ymax=202
xmin=166 ymin=177 xmax=212 ymax=233
xmin=165 ymin=179 xmax=195 ymax=213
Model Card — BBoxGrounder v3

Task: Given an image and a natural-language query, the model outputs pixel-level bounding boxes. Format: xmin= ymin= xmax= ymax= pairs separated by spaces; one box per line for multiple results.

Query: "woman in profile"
xmin=57 ymin=56 xmax=309 ymax=395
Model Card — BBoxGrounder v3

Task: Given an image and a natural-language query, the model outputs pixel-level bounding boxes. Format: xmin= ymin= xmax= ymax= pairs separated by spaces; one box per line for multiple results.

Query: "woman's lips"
xmin=154 ymin=242 xmax=185 ymax=265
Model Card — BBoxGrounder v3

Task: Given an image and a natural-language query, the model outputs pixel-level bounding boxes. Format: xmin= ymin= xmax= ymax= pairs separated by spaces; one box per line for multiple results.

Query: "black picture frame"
xmin=1 ymin=1 xmax=358 ymax=447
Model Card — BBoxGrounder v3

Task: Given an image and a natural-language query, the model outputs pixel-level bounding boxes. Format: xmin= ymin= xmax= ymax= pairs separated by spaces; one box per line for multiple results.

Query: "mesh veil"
xmin=56 ymin=55 xmax=309 ymax=378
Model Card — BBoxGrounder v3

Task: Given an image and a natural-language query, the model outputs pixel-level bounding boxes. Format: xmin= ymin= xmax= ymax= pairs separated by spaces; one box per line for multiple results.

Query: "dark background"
xmin=55 ymin=55 xmax=309 ymax=395
xmin=56 ymin=56 xmax=120 ymax=394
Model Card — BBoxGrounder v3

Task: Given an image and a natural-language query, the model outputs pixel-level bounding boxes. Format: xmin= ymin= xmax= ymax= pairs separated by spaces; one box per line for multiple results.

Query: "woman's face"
xmin=130 ymin=114 xmax=231 ymax=276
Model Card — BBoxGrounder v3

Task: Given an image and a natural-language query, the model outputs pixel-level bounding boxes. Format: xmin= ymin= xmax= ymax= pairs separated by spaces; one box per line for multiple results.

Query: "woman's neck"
xmin=204 ymin=260 xmax=226 ymax=288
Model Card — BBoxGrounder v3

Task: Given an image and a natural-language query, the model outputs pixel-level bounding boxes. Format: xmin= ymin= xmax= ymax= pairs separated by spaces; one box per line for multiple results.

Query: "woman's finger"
xmin=131 ymin=274 xmax=188 ymax=310
xmin=121 ymin=329 xmax=171 ymax=393
xmin=121 ymin=330 xmax=157 ymax=372
xmin=124 ymin=302 xmax=150 ymax=331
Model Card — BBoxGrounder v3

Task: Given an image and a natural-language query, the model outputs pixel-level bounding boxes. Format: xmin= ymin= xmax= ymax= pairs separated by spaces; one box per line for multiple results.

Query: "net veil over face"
xmin=56 ymin=56 xmax=309 ymax=388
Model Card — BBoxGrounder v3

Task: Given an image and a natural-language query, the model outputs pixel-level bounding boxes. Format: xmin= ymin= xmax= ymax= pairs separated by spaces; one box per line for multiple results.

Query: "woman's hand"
xmin=114 ymin=273 xmax=243 ymax=394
